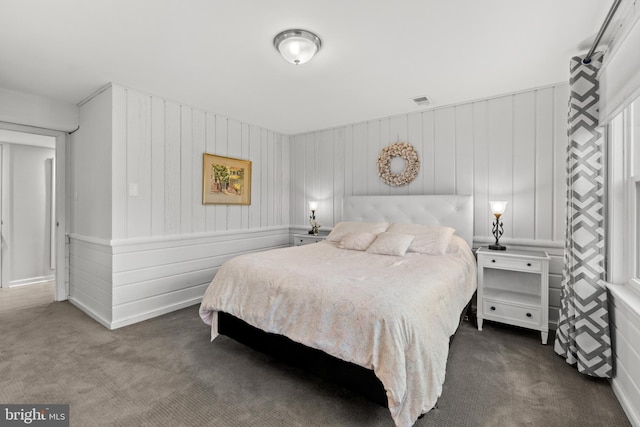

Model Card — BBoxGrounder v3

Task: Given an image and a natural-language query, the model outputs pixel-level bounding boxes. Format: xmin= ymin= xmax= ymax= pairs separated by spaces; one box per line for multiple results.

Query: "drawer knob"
xmin=526 ymin=313 xmax=532 ymax=318
xmin=491 ymin=259 xmax=496 ymax=263
xmin=527 ymin=263 xmax=532 ymax=267
xmin=490 ymin=306 xmax=496 ymax=311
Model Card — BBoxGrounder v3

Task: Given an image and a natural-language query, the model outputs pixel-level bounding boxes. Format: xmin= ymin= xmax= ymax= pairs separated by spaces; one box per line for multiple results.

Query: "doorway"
xmin=0 ymin=123 xmax=67 ymax=302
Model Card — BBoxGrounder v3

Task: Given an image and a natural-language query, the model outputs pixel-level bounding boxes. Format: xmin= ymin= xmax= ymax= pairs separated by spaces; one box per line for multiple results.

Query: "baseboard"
xmin=69 ymin=296 xmax=111 ymax=329
xmin=611 ymin=377 xmax=640 ymax=427
xmin=109 ymin=296 xmax=201 ymax=330
xmin=8 ymin=275 xmax=56 ymax=287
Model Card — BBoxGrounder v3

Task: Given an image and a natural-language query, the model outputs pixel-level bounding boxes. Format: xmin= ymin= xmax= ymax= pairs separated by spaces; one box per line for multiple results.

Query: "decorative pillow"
xmin=338 ymin=232 xmax=377 ymax=251
xmin=365 ymin=232 xmax=415 ymax=256
xmin=326 ymin=221 xmax=389 ymax=243
xmin=387 ymin=223 xmax=455 ymax=255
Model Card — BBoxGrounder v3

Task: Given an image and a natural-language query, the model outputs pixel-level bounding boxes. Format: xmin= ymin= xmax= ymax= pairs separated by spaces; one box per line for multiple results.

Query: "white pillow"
xmin=338 ymin=232 xmax=377 ymax=251
xmin=366 ymin=232 xmax=415 ymax=256
xmin=326 ymin=221 xmax=389 ymax=243
xmin=387 ymin=223 xmax=455 ymax=255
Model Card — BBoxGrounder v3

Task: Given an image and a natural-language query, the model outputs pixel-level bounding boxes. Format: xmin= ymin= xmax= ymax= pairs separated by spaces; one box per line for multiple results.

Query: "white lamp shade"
xmin=308 ymin=201 xmax=319 ymax=211
xmin=274 ymin=29 xmax=321 ymax=65
xmin=489 ymin=201 xmax=508 ymax=215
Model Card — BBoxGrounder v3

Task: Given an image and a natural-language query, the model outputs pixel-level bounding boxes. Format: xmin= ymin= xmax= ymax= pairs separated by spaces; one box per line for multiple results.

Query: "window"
xmin=608 ymin=97 xmax=640 ymax=294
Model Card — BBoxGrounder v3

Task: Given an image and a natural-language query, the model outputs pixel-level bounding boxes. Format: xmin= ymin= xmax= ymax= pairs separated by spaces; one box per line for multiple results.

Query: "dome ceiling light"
xmin=273 ymin=29 xmax=321 ymax=65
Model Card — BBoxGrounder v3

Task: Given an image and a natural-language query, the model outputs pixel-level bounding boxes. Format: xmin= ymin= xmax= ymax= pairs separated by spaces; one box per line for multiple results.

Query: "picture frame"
xmin=202 ymin=153 xmax=252 ymax=205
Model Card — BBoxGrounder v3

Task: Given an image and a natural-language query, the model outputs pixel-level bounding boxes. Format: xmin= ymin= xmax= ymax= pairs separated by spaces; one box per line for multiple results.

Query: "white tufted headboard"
xmin=342 ymin=195 xmax=474 ymax=248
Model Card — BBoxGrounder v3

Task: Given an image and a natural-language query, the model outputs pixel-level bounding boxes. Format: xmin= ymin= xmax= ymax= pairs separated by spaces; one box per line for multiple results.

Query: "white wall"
xmin=290 ymin=84 xmax=569 ymax=327
xmin=69 ymin=83 xmax=290 ymax=328
xmin=0 ymin=86 xmax=78 ymax=132
xmin=0 ymin=143 xmax=56 ymax=286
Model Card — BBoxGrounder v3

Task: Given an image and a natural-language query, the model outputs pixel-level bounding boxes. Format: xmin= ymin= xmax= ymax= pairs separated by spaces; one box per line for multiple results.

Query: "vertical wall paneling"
xmin=512 ymin=92 xmax=536 ymax=239
xmin=112 ymin=87 xmax=128 ymax=239
xmin=316 ymin=129 xmax=333 ymax=226
xmin=164 ymin=101 xmax=181 ymax=235
xmin=367 ymin=121 xmax=380 ymax=195
xmin=191 ymin=110 xmax=206 ymax=233
xmin=227 ymin=119 xmax=242 ymax=231
xmin=379 ymin=119 xmax=390 ymax=195
xmin=455 ymin=104 xmax=474 ymax=197
xmin=204 ymin=113 xmax=216 ymax=231
xmin=214 ymin=116 xmax=228 ymax=231
xmin=487 ymin=96 xmax=514 ymax=238
xmin=535 ymin=88 xmax=555 ymax=241
xmin=71 ymin=86 xmax=112 ymax=239
xmin=291 ymin=134 xmax=304 ymax=226
xmin=180 ymin=106 xmax=193 ymax=234
xmin=388 ymin=115 xmax=409 ymax=195
xmin=151 ymin=97 xmax=166 ymax=236
xmin=472 ymin=101 xmax=490 ymax=237
xmin=352 ymin=123 xmax=368 ymax=195
xmin=261 ymin=129 xmax=270 ymax=226
xmin=333 ymin=128 xmax=345 ymax=224
xmin=553 ymin=85 xmax=569 ymax=241
xmin=434 ymin=108 xmax=457 ymax=194
xmin=289 ymin=83 xmax=569 ymax=250
xmin=266 ymin=131 xmax=275 ymax=227
xmin=125 ymin=91 xmax=152 ymax=239
xmin=407 ymin=113 xmax=424 ymax=195
xmin=249 ymin=125 xmax=262 ymax=229
xmin=422 ymin=111 xmax=436 ymax=196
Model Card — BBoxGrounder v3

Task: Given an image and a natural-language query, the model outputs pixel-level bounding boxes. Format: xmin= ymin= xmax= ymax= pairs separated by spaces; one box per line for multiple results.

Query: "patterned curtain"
xmin=554 ymin=52 xmax=612 ymax=377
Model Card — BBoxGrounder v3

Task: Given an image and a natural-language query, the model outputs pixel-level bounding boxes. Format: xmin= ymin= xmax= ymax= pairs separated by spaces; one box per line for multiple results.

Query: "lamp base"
xmin=488 ymin=244 xmax=506 ymax=251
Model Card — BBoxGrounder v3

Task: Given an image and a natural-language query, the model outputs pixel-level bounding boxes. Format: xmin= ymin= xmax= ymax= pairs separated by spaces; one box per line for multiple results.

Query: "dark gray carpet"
xmin=0 ymin=301 xmax=630 ymax=427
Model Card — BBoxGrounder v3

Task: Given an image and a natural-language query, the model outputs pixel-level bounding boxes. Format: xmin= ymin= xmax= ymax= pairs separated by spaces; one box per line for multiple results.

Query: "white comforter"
xmin=199 ymin=236 xmax=477 ymax=427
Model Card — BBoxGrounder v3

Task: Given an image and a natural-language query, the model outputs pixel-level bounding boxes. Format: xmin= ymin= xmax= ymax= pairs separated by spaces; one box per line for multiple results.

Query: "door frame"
xmin=0 ymin=121 xmax=68 ymax=301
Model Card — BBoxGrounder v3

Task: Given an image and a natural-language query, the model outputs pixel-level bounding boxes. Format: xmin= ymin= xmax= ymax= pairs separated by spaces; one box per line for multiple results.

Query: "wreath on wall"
xmin=377 ymin=142 xmax=420 ymax=186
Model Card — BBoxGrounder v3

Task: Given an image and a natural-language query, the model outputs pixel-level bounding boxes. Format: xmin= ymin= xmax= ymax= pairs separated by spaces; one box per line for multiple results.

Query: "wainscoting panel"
xmin=609 ymin=285 xmax=640 ymax=427
xmin=110 ymin=227 xmax=290 ymax=329
xmin=69 ymin=228 xmax=289 ymax=329
xmin=68 ymin=236 xmax=113 ymax=327
xmin=290 ymin=84 xmax=569 ymax=250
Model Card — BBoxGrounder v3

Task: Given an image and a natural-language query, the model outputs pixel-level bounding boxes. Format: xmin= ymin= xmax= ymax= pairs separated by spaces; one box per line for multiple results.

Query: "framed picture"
xmin=202 ymin=153 xmax=252 ymax=205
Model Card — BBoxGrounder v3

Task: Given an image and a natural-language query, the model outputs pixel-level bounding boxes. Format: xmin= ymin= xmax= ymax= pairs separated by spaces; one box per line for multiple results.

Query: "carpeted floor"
xmin=0 ymin=301 xmax=630 ymax=427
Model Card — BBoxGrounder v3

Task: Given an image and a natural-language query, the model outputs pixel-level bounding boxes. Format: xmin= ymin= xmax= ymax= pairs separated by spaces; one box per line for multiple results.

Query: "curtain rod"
xmin=583 ymin=0 xmax=622 ymax=64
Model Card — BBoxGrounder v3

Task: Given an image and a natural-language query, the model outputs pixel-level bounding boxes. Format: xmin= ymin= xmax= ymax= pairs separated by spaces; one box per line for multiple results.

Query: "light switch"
xmin=129 ymin=183 xmax=139 ymax=197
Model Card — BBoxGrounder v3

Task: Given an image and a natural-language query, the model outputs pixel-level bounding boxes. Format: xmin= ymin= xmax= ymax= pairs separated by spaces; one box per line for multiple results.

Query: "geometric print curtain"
xmin=554 ymin=51 xmax=612 ymax=378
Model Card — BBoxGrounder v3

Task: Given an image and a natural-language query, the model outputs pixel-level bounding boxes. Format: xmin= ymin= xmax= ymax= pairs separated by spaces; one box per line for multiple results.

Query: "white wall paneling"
xmin=68 ymin=236 xmax=113 ymax=328
xmin=109 ymin=227 xmax=290 ymax=329
xmin=609 ymin=284 xmax=640 ymax=427
xmin=70 ymin=83 xmax=291 ymax=328
xmin=106 ymin=85 xmax=290 ymax=239
xmin=290 ymin=84 xmax=569 ymax=249
xmin=71 ymin=86 xmax=113 ymax=240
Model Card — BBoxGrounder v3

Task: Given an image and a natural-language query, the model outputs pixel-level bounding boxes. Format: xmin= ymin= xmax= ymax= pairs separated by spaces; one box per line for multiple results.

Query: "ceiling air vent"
xmin=412 ymin=95 xmax=431 ymax=106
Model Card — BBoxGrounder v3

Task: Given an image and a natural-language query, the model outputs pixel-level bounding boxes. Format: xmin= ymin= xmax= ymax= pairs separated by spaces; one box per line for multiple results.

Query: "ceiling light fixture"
xmin=273 ymin=29 xmax=321 ymax=65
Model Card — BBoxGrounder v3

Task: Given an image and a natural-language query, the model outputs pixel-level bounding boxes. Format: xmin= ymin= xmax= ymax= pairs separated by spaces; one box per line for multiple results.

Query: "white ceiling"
xmin=0 ymin=0 xmax=614 ymax=135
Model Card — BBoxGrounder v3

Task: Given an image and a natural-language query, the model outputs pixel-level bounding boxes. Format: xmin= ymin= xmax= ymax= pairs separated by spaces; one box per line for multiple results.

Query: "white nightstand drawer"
xmin=483 ymin=257 xmax=542 ymax=273
xmin=293 ymin=234 xmax=327 ymax=246
xmin=483 ymin=299 xmax=541 ymax=326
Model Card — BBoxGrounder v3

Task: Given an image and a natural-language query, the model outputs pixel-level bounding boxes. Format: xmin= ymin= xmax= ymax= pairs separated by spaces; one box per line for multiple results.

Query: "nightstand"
xmin=293 ymin=233 xmax=328 ymax=246
xmin=476 ymin=247 xmax=550 ymax=344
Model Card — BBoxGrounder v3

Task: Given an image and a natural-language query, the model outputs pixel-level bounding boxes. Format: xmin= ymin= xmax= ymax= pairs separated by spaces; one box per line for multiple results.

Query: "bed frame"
xmin=218 ymin=195 xmax=474 ymax=408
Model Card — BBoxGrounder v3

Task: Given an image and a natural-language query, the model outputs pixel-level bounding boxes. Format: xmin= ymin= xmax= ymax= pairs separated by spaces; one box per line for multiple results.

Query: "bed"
xmin=199 ymin=195 xmax=476 ymax=427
